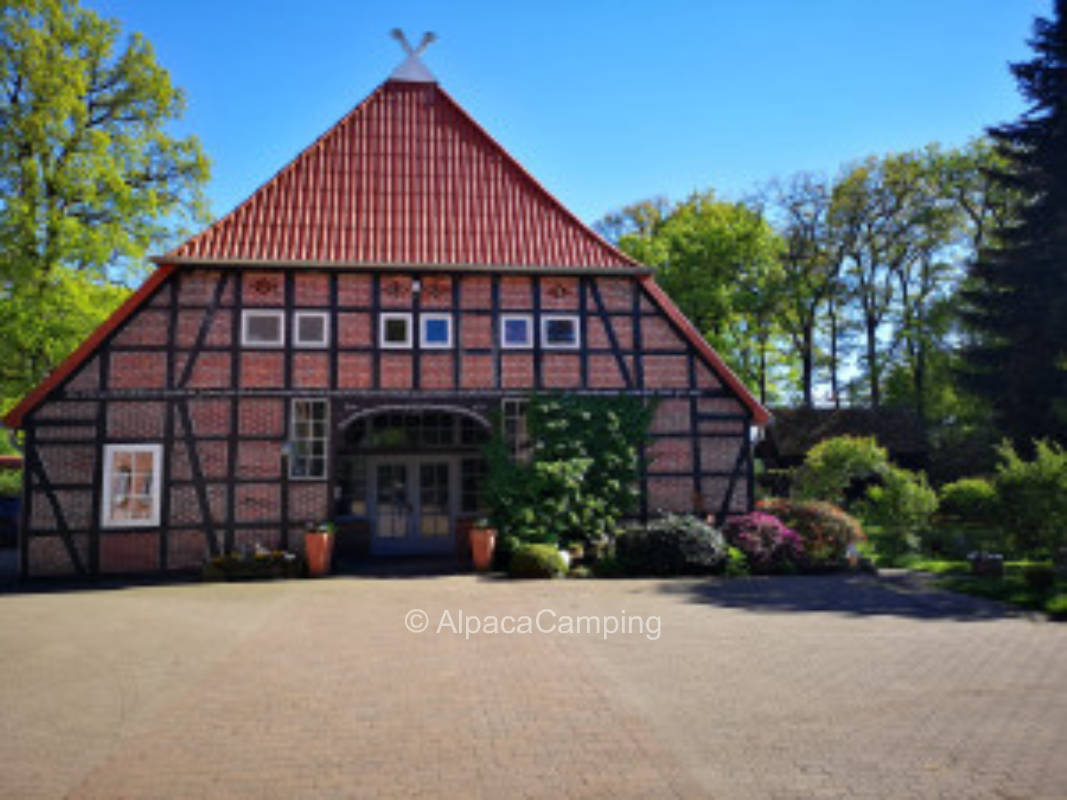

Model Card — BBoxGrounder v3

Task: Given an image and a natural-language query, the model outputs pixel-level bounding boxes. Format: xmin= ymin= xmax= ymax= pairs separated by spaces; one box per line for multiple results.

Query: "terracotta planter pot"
xmin=305 ymin=531 xmax=335 ymax=577
xmin=470 ymin=526 xmax=497 ymax=571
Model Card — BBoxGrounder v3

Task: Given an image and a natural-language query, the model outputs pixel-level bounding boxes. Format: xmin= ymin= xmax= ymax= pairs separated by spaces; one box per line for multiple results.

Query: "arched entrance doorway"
xmin=333 ymin=406 xmax=491 ymax=558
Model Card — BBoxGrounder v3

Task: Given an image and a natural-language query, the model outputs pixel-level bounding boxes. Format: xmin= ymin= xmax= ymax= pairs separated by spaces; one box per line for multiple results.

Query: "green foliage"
xmin=608 ymin=191 xmax=790 ymax=401
xmin=0 ymin=469 xmax=22 ymax=497
xmin=201 ymin=551 xmax=303 ymax=581
xmin=507 ymin=543 xmax=567 ymax=579
xmin=483 ymin=394 xmax=652 ymax=546
xmin=616 ymin=513 xmax=727 ymax=576
xmin=724 ymin=546 xmax=750 ymax=577
xmin=905 ymin=559 xmax=971 ymax=575
xmin=1 ymin=268 xmax=129 ymax=411
xmin=938 ymin=477 xmax=998 ymax=523
xmin=934 ymin=561 xmax=1067 ymax=618
xmin=1046 ymin=593 xmax=1067 ymax=620
xmin=567 ymin=565 xmax=592 ymax=579
xmin=860 ymin=467 xmax=939 ymax=559
xmin=757 ymin=497 xmax=865 ymax=565
xmin=1023 ymin=564 xmax=1057 ymax=593
xmin=959 ymin=3 xmax=1067 ymax=446
xmin=0 ymin=0 xmax=209 ymax=408
xmin=793 ymin=435 xmax=889 ymax=505
xmin=993 ymin=439 xmax=1067 ymax=557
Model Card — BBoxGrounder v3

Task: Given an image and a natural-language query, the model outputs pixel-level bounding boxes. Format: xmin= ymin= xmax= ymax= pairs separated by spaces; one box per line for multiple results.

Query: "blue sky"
xmin=91 ymin=0 xmax=1050 ymax=230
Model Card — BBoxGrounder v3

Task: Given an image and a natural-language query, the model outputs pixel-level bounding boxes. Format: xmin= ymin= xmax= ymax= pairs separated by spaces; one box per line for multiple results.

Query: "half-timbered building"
xmin=3 ymin=49 xmax=769 ymax=578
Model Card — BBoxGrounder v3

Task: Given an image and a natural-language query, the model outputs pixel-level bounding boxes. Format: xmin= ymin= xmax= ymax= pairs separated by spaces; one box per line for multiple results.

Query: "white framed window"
xmin=379 ymin=312 xmax=412 ymax=349
xmin=500 ymin=314 xmax=533 ymax=349
xmin=294 ymin=311 xmax=329 ymax=348
xmin=241 ymin=309 xmax=285 ymax=347
xmin=101 ymin=444 xmax=163 ymax=528
xmin=541 ymin=314 xmax=580 ymax=349
xmin=501 ymin=398 xmax=531 ymax=462
xmin=290 ymin=399 xmax=328 ymax=479
xmin=420 ymin=313 xmax=453 ymax=348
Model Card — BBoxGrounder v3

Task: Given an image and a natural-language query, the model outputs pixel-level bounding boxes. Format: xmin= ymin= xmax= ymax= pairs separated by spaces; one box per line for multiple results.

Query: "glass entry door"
xmin=370 ymin=457 xmax=454 ymax=554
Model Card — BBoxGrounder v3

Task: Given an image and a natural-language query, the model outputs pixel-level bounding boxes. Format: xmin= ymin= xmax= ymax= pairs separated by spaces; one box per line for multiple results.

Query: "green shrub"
xmin=201 ymin=551 xmax=303 ymax=581
xmin=724 ymin=546 xmax=750 ymax=577
xmin=793 ymin=436 xmax=889 ymax=505
xmin=592 ymin=553 xmax=624 ymax=578
xmin=0 ymin=469 xmax=22 ymax=498
xmin=860 ymin=467 xmax=938 ymax=560
xmin=567 ymin=565 xmax=592 ymax=579
xmin=1045 ymin=593 xmax=1067 ymax=620
xmin=616 ymin=513 xmax=727 ymax=576
xmin=938 ymin=477 xmax=997 ymax=523
xmin=757 ymin=498 xmax=864 ymax=566
xmin=484 ymin=394 xmax=653 ymax=546
xmin=1023 ymin=564 xmax=1057 ymax=593
xmin=508 ymin=543 xmax=567 ymax=579
xmin=993 ymin=439 xmax=1067 ymax=558
xmin=492 ymin=533 xmax=521 ymax=571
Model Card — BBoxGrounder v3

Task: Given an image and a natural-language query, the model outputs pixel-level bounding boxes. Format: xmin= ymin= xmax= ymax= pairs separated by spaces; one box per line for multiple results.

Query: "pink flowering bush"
xmin=757 ymin=498 xmax=865 ymax=566
xmin=722 ymin=512 xmax=805 ymax=573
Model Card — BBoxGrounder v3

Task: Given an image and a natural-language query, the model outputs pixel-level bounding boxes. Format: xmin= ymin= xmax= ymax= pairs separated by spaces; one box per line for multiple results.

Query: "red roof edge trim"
xmin=434 ymin=86 xmax=640 ymax=269
xmin=639 ymin=275 xmax=771 ymax=427
xmin=3 ymin=265 xmax=178 ymax=429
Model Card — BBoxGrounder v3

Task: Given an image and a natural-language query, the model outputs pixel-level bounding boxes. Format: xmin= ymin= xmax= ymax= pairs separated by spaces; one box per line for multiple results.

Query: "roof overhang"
xmin=639 ymin=275 xmax=771 ymax=427
xmin=151 ymin=256 xmax=654 ymax=276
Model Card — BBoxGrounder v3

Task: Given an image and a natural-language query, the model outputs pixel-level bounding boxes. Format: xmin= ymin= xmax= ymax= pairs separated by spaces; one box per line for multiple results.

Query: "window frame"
xmin=289 ymin=398 xmax=329 ymax=480
xmin=541 ymin=314 xmax=581 ymax=349
xmin=241 ymin=309 xmax=286 ymax=348
xmin=419 ymin=312 xmax=454 ymax=349
xmin=101 ymin=443 xmax=163 ymax=528
xmin=500 ymin=314 xmax=534 ymax=349
xmin=501 ymin=398 xmax=531 ymax=462
xmin=293 ymin=310 xmax=330 ymax=349
xmin=379 ymin=312 xmax=413 ymax=349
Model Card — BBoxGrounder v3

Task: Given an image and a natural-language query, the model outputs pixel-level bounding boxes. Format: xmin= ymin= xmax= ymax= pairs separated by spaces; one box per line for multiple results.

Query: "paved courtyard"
xmin=0 ymin=571 xmax=1064 ymax=799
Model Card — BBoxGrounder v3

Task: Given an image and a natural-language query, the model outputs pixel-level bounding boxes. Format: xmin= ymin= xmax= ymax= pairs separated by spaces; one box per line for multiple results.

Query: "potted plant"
xmin=469 ymin=518 xmax=497 ymax=571
xmin=305 ymin=521 xmax=335 ymax=578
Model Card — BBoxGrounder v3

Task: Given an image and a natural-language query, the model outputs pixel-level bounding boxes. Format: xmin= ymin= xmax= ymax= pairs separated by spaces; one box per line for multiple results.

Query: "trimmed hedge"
xmin=616 ymin=513 xmax=727 ymax=575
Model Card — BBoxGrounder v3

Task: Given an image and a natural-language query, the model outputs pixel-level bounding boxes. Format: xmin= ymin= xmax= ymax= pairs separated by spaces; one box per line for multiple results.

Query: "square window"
xmin=420 ymin=314 xmax=453 ymax=348
xmin=242 ymin=310 xmax=284 ymax=347
xmin=501 ymin=314 xmax=533 ymax=348
xmin=102 ymin=444 xmax=162 ymax=527
xmin=294 ymin=311 xmax=329 ymax=348
xmin=542 ymin=315 xmax=580 ymax=349
xmin=380 ymin=313 xmax=412 ymax=348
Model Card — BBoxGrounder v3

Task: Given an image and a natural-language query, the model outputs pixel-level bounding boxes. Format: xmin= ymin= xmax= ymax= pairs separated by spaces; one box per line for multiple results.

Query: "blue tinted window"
xmin=504 ymin=318 xmax=529 ymax=344
xmin=424 ymin=317 xmax=450 ymax=344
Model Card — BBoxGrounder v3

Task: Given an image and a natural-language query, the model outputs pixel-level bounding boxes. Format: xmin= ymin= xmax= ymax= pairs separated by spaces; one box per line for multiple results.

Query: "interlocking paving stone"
xmin=0 ymin=572 xmax=1063 ymax=798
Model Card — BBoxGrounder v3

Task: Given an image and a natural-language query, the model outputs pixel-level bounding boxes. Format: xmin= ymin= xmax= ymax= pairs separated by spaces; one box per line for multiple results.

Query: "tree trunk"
xmin=829 ymin=303 xmax=840 ymax=409
xmin=866 ymin=314 xmax=880 ymax=408
xmin=801 ymin=323 xmax=814 ymax=407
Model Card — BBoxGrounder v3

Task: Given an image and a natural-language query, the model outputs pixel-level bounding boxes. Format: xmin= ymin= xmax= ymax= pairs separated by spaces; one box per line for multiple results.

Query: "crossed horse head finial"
xmin=390 ymin=29 xmax=437 ymax=57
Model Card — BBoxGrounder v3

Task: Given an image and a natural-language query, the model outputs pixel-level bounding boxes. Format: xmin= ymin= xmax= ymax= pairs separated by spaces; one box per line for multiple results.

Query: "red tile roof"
xmin=163 ymin=80 xmax=639 ymax=270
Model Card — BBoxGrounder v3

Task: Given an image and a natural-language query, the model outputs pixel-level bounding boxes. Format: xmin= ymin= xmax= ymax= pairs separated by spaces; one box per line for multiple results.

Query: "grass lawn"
xmin=904 ymin=558 xmax=1067 ymax=619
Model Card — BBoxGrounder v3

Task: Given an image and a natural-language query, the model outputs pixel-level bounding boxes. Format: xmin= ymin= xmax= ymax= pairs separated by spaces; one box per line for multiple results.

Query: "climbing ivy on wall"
xmin=484 ymin=393 xmax=654 ymax=546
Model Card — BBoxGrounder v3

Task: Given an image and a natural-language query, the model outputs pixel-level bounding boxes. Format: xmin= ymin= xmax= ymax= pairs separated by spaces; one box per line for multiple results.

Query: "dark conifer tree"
xmin=960 ymin=0 xmax=1067 ymax=447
